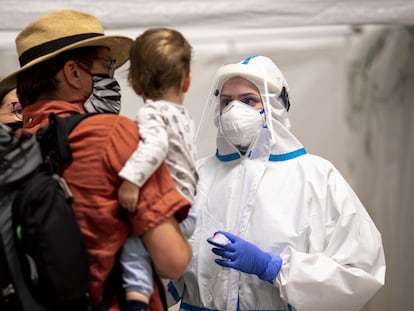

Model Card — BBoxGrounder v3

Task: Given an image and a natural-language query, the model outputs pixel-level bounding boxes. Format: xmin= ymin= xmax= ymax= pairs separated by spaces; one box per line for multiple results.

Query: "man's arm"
xmin=108 ymin=115 xmax=192 ymax=278
xmin=142 ymin=217 xmax=192 ymax=279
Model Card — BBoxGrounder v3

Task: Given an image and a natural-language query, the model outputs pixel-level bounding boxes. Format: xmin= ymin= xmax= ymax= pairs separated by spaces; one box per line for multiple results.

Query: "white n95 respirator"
xmin=220 ymin=100 xmax=265 ymax=148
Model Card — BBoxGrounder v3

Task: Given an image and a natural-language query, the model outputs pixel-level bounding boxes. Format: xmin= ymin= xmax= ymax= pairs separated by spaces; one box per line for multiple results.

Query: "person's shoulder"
xmin=295 ymin=152 xmax=339 ymax=174
xmin=299 ymin=153 xmax=355 ymax=186
xmin=72 ymin=114 xmax=140 ymax=158
xmin=300 ymin=153 xmax=333 ymax=165
xmin=83 ymin=113 xmax=135 ymax=125
xmin=76 ymin=113 xmax=138 ymax=136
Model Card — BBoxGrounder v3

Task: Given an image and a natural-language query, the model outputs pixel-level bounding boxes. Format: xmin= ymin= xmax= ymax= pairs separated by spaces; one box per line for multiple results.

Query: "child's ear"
xmin=182 ymin=71 xmax=192 ymax=93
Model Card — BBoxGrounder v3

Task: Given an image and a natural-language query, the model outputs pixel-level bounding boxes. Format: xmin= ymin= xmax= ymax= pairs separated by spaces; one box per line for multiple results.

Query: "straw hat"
xmin=1 ymin=9 xmax=133 ymax=86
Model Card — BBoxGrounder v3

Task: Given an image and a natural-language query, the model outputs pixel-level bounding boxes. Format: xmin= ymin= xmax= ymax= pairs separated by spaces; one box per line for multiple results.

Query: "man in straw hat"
xmin=2 ymin=9 xmax=192 ymax=311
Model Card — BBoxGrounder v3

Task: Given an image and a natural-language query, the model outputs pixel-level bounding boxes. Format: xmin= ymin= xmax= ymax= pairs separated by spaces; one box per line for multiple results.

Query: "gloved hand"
xmin=207 ymin=231 xmax=282 ymax=283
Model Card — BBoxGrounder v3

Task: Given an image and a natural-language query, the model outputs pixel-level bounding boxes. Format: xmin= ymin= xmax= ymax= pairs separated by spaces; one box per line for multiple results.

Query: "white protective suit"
xmin=168 ymin=56 xmax=385 ymax=311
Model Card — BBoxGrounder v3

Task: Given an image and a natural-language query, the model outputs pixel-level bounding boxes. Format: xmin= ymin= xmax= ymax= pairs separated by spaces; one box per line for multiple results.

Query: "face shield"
xmin=196 ymin=56 xmax=299 ymax=159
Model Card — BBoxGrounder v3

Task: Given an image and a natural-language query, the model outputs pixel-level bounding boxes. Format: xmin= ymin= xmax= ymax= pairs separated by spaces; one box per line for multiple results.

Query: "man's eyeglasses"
xmin=0 ymin=102 xmax=23 ymax=119
xmin=95 ymin=57 xmax=116 ymax=78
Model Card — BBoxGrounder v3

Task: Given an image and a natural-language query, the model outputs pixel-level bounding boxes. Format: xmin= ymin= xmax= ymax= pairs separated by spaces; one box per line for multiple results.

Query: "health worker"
xmin=167 ymin=55 xmax=385 ymax=311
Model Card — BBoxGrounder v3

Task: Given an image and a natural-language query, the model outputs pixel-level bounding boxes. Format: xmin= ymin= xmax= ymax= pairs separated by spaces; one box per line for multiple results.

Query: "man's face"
xmin=90 ymin=47 xmax=116 ymax=77
xmin=74 ymin=47 xmax=117 ymax=101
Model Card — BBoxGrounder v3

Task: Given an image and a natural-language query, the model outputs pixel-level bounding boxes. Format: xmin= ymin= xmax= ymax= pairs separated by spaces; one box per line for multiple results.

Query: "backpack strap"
xmin=50 ymin=113 xmax=97 ymax=162
xmin=36 ymin=113 xmax=97 ymax=175
xmin=96 ymin=261 xmax=168 ymax=311
xmin=95 ymin=253 xmax=125 ymax=311
xmin=153 ymin=267 xmax=168 ymax=311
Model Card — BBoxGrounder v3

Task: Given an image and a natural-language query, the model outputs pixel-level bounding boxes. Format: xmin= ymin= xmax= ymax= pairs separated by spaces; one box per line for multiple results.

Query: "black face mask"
xmin=5 ymin=121 xmax=23 ymax=132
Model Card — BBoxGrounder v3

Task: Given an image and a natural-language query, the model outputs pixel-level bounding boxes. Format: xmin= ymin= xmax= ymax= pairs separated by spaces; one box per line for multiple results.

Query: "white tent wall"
xmin=344 ymin=26 xmax=414 ymax=311
xmin=0 ymin=2 xmax=413 ymax=310
xmin=0 ymin=0 xmax=414 ymax=30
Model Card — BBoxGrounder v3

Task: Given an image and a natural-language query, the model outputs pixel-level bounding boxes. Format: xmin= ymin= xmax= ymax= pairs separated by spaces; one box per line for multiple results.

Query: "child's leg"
xmin=121 ymin=235 xmax=154 ymax=311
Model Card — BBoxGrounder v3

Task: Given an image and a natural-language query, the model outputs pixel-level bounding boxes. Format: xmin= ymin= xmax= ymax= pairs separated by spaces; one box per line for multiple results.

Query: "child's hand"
xmin=118 ymin=180 xmax=140 ymax=213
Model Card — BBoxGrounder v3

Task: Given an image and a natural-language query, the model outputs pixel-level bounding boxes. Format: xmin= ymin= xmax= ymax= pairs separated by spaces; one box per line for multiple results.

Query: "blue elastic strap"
xmin=167 ymin=281 xmax=180 ymax=303
xmin=241 ymin=55 xmax=257 ymax=64
xmin=215 ymin=149 xmax=241 ymax=162
xmin=268 ymin=148 xmax=306 ymax=161
xmin=216 ymin=148 xmax=306 ymax=162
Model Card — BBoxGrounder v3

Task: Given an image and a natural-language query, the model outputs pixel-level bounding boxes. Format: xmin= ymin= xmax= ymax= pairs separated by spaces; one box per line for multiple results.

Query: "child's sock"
xmin=125 ymin=300 xmax=148 ymax=311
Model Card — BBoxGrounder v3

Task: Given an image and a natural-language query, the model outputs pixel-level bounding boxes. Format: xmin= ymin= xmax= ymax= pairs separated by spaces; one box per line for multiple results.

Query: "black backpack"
xmin=0 ymin=113 xmax=93 ymax=311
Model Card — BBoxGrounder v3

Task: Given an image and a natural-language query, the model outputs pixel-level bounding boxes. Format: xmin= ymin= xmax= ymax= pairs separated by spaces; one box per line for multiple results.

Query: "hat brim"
xmin=1 ymin=35 xmax=132 ymax=87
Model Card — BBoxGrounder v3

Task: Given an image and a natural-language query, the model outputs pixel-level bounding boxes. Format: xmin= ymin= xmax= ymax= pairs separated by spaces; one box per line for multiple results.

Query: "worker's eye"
xmin=239 ymin=96 xmax=261 ymax=107
xmin=220 ymin=97 xmax=232 ymax=108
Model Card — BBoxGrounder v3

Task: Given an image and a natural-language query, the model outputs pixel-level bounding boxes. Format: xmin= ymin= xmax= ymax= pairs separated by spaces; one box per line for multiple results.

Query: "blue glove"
xmin=207 ymin=231 xmax=282 ymax=283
